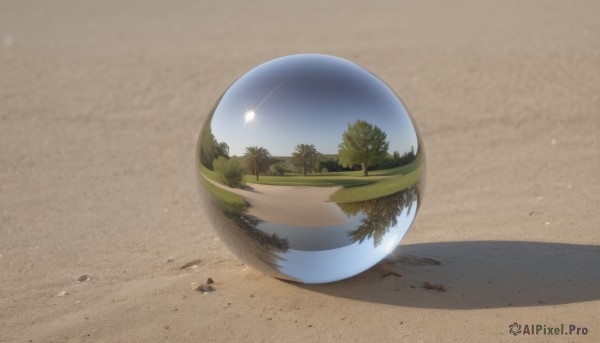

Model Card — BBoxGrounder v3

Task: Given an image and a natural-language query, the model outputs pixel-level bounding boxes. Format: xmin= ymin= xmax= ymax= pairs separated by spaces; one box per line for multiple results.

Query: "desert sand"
xmin=1 ymin=0 xmax=599 ymax=342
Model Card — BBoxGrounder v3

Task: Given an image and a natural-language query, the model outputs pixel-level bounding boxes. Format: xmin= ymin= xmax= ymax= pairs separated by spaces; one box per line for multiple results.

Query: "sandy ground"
xmin=1 ymin=0 xmax=599 ymax=342
xmin=205 ymin=177 xmax=346 ymax=227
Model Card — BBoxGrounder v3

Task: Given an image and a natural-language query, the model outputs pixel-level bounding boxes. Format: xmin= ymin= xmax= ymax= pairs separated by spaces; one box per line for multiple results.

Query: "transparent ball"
xmin=196 ymin=54 xmax=425 ymax=284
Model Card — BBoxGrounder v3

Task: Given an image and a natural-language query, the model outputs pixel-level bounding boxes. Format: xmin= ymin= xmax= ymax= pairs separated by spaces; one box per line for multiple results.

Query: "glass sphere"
xmin=196 ymin=54 xmax=425 ymax=284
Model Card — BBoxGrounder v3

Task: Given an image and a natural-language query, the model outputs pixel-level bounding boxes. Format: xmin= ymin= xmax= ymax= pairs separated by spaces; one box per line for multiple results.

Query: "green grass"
xmin=247 ymin=174 xmax=384 ymax=187
xmin=200 ymin=155 xmax=424 ymax=204
xmin=309 ymin=164 xmax=408 ymax=177
xmin=198 ymin=169 xmax=248 ymax=214
xmin=329 ymin=161 xmax=423 ymax=203
xmin=200 ymin=164 xmax=224 ymax=184
xmin=243 ymin=163 xmax=415 ymax=188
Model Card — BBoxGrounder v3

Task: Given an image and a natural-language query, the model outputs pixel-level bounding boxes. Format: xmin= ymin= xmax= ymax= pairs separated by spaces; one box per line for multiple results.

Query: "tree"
xmin=338 ymin=120 xmax=389 ymax=176
xmin=215 ymin=141 xmax=230 ymax=160
xmin=269 ymin=161 xmax=289 ymax=176
xmin=214 ymin=156 xmax=245 ymax=188
xmin=292 ymin=144 xmax=319 ymax=176
xmin=199 ymin=123 xmax=217 ymax=169
xmin=244 ymin=146 xmax=271 ymax=181
xmin=340 ymin=185 xmax=418 ymax=247
xmin=199 ymin=120 xmax=229 ymax=169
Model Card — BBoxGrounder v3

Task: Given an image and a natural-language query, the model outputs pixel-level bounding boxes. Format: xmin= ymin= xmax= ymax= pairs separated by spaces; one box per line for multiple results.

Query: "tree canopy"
xmin=213 ymin=156 xmax=245 ymax=188
xmin=199 ymin=121 xmax=229 ymax=169
xmin=292 ymin=144 xmax=319 ymax=176
xmin=244 ymin=146 xmax=271 ymax=181
xmin=338 ymin=120 xmax=389 ymax=176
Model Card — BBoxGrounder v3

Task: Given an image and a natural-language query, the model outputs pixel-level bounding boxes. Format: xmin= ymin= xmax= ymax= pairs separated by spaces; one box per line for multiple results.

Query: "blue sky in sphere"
xmin=209 ymin=54 xmax=419 ymax=157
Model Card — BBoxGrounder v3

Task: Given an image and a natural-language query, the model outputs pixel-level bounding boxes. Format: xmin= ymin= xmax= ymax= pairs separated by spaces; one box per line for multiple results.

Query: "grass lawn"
xmin=247 ymin=174 xmax=384 ymax=187
xmin=200 ymin=164 xmax=224 ymax=184
xmin=199 ymin=155 xmax=423 ymax=204
xmin=244 ymin=163 xmax=417 ymax=188
xmin=329 ymin=160 xmax=423 ymax=203
xmin=198 ymin=169 xmax=248 ymax=214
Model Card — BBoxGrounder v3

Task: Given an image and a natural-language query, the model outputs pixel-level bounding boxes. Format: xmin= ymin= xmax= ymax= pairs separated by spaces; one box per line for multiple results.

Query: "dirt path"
xmin=206 ymin=177 xmax=348 ymax=227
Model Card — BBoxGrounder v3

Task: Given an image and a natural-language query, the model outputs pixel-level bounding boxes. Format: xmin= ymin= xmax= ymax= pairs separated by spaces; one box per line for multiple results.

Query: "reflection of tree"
xmin=292 ymin=144 xmax=319 ymax=176
xmin=221 ymin=206 xmax=290 ymax=275
xmin=338 ymin=120 xmax=389 ymax=176
xmin=199 ymin=112 xmax=230 ymax=169
xmin=244 ymin=146 xmax=271 ymax=181
xmin=376 ymin=146 xmax=418 ymax=170
xmin=232 ymin=213 xmax=289 ymax=252
xmin=215 ymin=142 xmax=230 ymax=160
xmin=338 ymin=185 xmax=418 ymax=247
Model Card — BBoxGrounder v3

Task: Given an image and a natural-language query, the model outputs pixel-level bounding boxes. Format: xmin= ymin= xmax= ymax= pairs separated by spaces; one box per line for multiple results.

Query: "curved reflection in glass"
xmin=196 ymin=54 xmax=425 ymax=283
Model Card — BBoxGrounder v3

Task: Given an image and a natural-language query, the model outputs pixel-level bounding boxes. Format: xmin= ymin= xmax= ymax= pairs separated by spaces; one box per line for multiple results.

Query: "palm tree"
xmin=244 ymin=146 xmax=271 ymax=181
xmin=292 ymin=144 xmax=319 ymax=176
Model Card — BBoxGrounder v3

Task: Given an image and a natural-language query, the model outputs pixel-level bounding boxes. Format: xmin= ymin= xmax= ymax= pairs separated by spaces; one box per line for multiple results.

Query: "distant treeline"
xmin=271 ymin=147 xmax=417 ymax=174
xmin=200 ymin=119 xmax=418 ymax=185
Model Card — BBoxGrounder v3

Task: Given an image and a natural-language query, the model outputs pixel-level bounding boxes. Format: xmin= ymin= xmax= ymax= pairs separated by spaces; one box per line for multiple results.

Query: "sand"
xmin=205 ymin=177 xmax=347 ymax=227
xmin=1 ymin=0 xmax=599 ymax=342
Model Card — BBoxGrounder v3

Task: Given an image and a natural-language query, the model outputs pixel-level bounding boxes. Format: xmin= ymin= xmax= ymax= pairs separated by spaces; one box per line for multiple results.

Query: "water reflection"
xmin=274 ymin=186 xmax=419 ymax=283
xmin=339 ymin=184 xmax=418 ymax=247
xmin=200 ymin=171 xmax=420 ymax=283
xmin=230 ymin=212 xmax=291 ymax=276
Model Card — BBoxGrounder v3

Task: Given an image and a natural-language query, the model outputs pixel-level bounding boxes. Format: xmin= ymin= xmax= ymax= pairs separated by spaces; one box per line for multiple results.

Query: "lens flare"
xmin=244 ymin=111 xmax=255 ymax=122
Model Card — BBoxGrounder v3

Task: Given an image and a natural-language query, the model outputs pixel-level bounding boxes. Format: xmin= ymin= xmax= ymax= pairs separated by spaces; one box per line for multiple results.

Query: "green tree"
xmin=199 ymin=120 xmax=229 ymax=169
xmin=244 ymin=146 xmax=271 ymax=181
xmin=338 ymin=120 xmax=389 ymax=176
xmin=292 ymin=144 xmax=319 ymax=176
xmin=215 ymin=141 xmax=230 ymax=159
xmin=269 ymin=161 xmax=289 ymax=176
xmin=199 ymin=124 xmax=216 ymax=169
xmin=214 ymin=156 xmax=245 ymax=188
xmin=340 ymin=184 xmax=418 ymax=247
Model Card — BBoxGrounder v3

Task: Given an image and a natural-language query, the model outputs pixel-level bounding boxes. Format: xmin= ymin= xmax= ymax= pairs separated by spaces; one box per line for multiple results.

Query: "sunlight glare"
xmin=244 ymin=110 xmax=256 ymax=123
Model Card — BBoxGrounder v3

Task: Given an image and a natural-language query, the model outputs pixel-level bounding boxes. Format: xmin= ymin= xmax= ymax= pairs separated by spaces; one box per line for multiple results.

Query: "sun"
xmin=244 ymin=110 xmax=256 ymax=123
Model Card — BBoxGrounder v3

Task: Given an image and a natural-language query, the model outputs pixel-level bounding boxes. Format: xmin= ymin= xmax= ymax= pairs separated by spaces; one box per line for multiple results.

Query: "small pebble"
xmin=77 ymin=275 xmax=90 ymax=282
xmin=544 ymin=221 xmax=551 ymax=226
xmin=422 ymin=282 xmax=446 ymax=292
xmin=195 ymin=284 xmax=215 ymax=293
xmin=56 ymin=291 xmax=68 ymax=297
xmin=180 ymin=259 xmax=202 ymax=269
xmin=381 ymin=271 xmax=402 ymax=278
xmin=206 ymin=277 xmax=214 ymax=284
